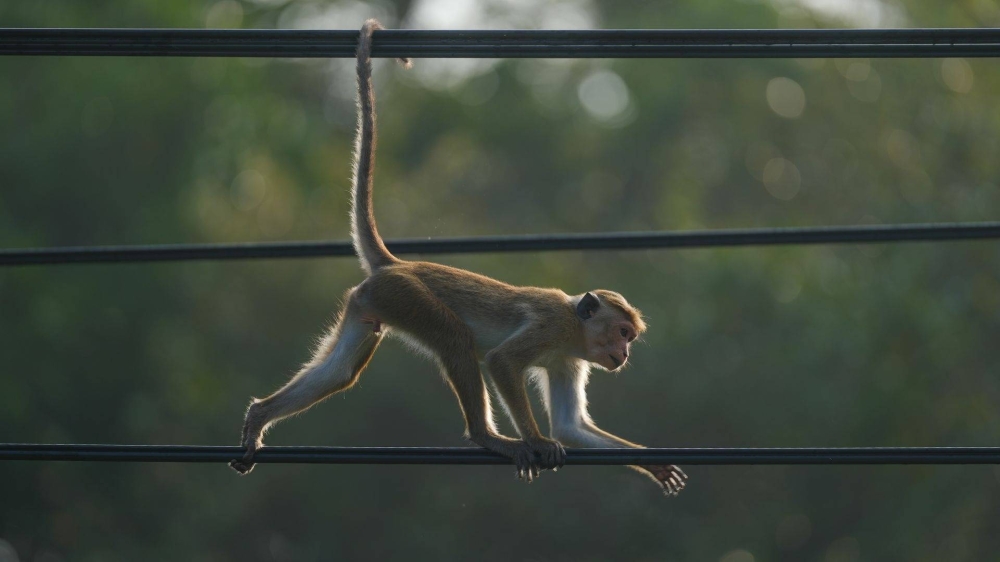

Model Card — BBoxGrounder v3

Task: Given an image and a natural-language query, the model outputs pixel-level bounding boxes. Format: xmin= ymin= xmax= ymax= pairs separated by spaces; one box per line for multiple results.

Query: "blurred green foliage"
xmin=2 ymin=1 xmax=1000 ymax=561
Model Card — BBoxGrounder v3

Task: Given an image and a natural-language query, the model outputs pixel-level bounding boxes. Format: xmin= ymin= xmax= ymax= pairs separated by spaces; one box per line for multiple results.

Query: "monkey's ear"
xmin=576 ymin=292 xmax=600 ymax=320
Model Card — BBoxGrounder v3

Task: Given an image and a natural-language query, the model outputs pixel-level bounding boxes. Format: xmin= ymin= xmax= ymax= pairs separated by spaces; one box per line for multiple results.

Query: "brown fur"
xmin=230 ymin=20 xmax=685 ymax=495
xmin=593 ymin=289 xmax=647 ymax=334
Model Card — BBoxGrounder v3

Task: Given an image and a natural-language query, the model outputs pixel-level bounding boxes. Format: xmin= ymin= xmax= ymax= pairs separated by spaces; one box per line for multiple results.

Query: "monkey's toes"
xmin=529 ymin=439 xmax=566 ymax=470
xmin=512 ymin=446 xmax=541 ymax=483
xmin=229 ymin=458 xmax=255 ymax=475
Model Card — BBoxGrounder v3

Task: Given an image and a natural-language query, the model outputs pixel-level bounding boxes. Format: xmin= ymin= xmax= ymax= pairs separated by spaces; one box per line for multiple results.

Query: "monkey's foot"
xmin=527 ymin=437 xmax=566 ymax=471
xmin=229 ymin=458 xmax=255 ymax=474
xmin=643 ymin=464 xmax=688 ymax=497
xmin=508 ymin=439 xmax=565 ymax=482
xmin=511 ymin=443 xmax=542 ymax=483
xmin=229 ymin=446 xmax=258 ymax=475
xmin=471 ymin=434 xmax=550 ymax=483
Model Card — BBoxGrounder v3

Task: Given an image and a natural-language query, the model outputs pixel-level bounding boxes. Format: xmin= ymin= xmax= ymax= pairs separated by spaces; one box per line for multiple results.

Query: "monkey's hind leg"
xmin=230 ymin=289 xmax=383 ymax=474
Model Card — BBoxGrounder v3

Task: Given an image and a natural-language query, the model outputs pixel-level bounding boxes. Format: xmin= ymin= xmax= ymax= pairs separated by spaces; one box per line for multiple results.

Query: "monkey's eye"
xmin=620 ymin=328 xmax=629 ymax=338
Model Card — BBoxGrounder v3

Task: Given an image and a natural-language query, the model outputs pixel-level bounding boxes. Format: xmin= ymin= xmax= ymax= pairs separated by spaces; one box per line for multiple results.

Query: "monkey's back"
xmin=371 ymin=261 xmax=577 ymax=353
xmin=405 ymin=260 xmax=567 ymax=311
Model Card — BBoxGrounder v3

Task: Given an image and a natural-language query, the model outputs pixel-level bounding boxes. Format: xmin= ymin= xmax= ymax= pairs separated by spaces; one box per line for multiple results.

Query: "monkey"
xmin=229 ymin=19 xmax=687 ymax=496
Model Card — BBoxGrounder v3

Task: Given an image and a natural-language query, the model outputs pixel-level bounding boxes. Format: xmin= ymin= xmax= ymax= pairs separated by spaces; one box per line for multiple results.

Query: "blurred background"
xmin=2 ymin=0 xmax=1000 ymax=560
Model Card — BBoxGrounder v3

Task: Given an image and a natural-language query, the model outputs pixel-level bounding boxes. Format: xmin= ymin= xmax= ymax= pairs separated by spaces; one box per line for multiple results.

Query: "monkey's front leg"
xmin=448 ymin=365 xmax=556 ymax=482
xmin=442 ymin=349 xmax=558 ymax=482
xmin=438 ymin=355 xmax=550 ymax=481
xmin=544 ymin=361 xmax=688 ymax=496
xmin=565 ymin=422 xmax=688 ymax=496
xmin=486 ymin=352 xmax=566 ymax=480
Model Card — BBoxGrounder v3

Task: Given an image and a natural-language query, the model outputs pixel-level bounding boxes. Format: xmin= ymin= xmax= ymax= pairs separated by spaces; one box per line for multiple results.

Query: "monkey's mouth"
xmin=608 ymin=354 xmax=622 ymax=368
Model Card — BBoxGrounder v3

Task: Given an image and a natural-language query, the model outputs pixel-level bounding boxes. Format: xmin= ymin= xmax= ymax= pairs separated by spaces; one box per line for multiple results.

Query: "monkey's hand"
xmin=640 ymin=465 xmax=688 ymax=497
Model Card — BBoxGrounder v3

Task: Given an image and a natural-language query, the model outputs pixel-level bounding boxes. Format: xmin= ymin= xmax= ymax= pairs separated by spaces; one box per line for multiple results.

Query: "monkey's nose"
xmin=622 ymin=349 xmax=628 ymax=360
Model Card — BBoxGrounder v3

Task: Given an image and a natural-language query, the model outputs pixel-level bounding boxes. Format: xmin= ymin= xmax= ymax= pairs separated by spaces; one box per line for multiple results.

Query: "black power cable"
xmin=2 ymin=28 xmax=1000 ymax=58
xmin=2 ymin=222 xmax=998 ymax=266
xmin=4 ymin=444 xmax=1000 ymax=464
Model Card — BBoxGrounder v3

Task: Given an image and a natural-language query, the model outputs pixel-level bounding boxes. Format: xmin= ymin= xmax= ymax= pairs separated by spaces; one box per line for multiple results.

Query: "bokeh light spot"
xmin=205 ymin=0 xmax=244 ymax=28
xmin=825 ymin=536 xmax=861 ymax=562
xmin=719 ymin=549 xmax=755 ymax=562
xmin=578 ymin=69 xmax=631 ymax=123
xmin=762 ymin=157 xmax=802 ymax=200
xmin=230 ymin=170 xmax=267 ymax=211
xmin=844 ymin=62 xmax=870 ymax=82
xmin=745 ymin=141 xmax=781 ymax=181
xmin=766 ymin=77 xmax=806 ymax=118
xmin=884 ymin=129 xmax=921 ymax=171
xmin=941 ymin=58 xmax=974 ymax=93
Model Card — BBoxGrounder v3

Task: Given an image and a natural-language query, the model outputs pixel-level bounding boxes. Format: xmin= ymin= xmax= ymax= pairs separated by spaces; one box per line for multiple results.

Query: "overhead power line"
xmin=2 ymin=222 xmax=998 ymax=266
xmin=3 ymin=28 xmax=1000 ymax=58
xmin=4 ymin=444 xmax=1000 ymax=464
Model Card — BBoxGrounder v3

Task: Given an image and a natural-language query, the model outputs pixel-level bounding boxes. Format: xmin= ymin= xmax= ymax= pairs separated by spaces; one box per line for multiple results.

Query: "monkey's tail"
xmin=351 ymin=19 xmax=411 ymax=275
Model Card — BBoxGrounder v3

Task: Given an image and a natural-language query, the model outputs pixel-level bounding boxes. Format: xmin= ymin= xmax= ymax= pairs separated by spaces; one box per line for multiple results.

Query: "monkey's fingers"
xmin=654 ymin=465 xmax=688 ymax=482
xmin=658 ymin=476 xmax=680 ymax=497
xmin=665 ymin=477 xmax=684 ymax=495
xmin=645 ymin=464 xmax=688 ymax=497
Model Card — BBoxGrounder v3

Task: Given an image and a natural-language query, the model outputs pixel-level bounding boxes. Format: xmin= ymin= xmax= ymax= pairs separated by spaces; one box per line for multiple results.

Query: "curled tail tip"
xmin=362 ymin=18 xmax=384 ymax=33
xmin=360 ymin=19 xmax=413 ymax=69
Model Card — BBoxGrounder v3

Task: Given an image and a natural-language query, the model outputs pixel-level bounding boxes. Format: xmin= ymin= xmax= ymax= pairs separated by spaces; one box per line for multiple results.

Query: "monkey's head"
xmin=576 ymin=290 xmax=647 ymax=372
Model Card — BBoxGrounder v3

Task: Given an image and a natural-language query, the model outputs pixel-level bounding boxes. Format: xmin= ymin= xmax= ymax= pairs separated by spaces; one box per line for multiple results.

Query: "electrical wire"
xmin=4 ymin=444 xmax=1000 ymax=464
xmin=3 ymin=222 xmax=998 ymax=266
xmin=3 ymin=28 xmax=1000 ymax=58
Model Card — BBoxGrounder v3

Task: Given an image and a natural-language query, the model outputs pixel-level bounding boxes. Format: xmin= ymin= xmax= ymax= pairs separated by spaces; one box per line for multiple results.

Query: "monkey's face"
xmin=580 ymin=312 xmax=638 ymax=372
xmin=576 ymin=291 xmax=644 ymax=372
